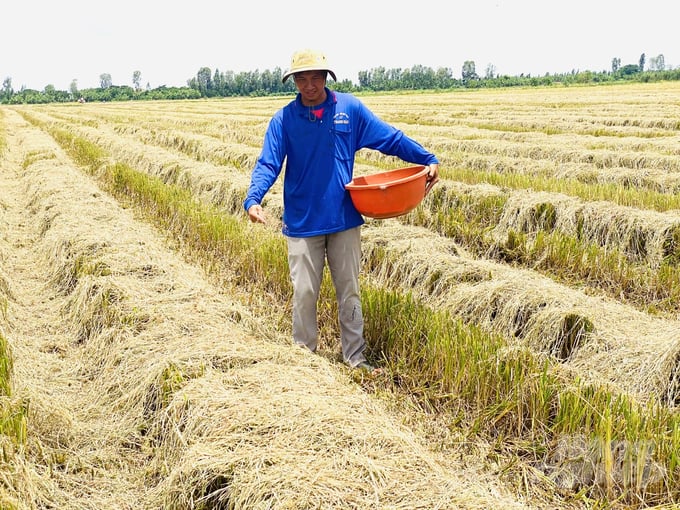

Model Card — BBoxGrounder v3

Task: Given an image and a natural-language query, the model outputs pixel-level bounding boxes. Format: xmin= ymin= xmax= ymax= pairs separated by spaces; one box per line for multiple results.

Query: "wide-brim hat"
xmin=282 ymin=49 xmax=337 ymax=83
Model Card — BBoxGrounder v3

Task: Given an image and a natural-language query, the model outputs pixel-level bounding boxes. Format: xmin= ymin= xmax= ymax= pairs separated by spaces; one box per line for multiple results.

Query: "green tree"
xmin=195 ymin=67 xmax=212 ymax=96
xmin=611 ymin=57 xmax=621 ymax=73
xmin=43 ymin=84 xmax=56 ymax=98
xmin=2 ymin=77 xmax=13 ymax=99
xmin=619 ymin=64 xmax=640 ymax=76
xmin=359 ymin=66 xmax=388 ymax=90
xmin=212 ymin=68 xmax=223 ymax=95
xmin=413 ymin=64 xmax=436 ymax=89
xmin=132 ymin=70 xmax=142 ymax=91
xmin=69 ymin=79 xmax=79 ymax=98
xmin=638 ymin=53 xmax=646 ymax=72
xmin=435 ymin=67 xmax=453 ymax=88
xmin=648 ymin=54 xmax=665 ymax=71
xmin=485 ymin=63 xmax=496 ymax=79
xmin=99 ymin=73 xmax=112 ymax=89
xmin=461 ymin=60 xmax=479 ymax=83
xmin=260 ymin=69 xmax=276 ymax=94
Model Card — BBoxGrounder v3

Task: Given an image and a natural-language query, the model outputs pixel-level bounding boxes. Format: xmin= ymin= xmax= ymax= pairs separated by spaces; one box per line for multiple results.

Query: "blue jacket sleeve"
xmin=353 ymin=100 xmax=439 ymax=165
xmin=243 ymin=113 xmax=286 ymax=212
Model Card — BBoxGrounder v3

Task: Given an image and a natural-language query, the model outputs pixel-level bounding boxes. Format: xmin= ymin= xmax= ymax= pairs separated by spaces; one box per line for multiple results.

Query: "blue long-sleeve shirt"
xmin=243 ymin=89 xmax=439 ymax=237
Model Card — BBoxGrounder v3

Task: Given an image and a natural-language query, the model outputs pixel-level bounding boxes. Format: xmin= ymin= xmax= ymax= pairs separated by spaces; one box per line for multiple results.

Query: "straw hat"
xmin=282 ymin=49 xmax=337 ymax=83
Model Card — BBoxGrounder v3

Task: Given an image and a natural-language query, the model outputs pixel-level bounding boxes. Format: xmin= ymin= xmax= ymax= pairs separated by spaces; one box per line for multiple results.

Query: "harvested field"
xmin=1 ymin=81 xmax=680 ymax=508
xmin=0 ymin=109 xmax=531 ymax=508
xmin=362 ymin=221 xmax=680 ymax=400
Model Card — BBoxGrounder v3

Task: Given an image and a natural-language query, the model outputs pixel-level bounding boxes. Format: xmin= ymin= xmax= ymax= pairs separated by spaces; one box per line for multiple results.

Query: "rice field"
xmin=1 ymin=81 xmax=679 ymax=508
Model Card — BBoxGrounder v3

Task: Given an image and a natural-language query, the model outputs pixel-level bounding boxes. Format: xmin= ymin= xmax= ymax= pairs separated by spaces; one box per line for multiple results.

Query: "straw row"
xmin=22 ymin=106 xmax=680 ymax=403
xmin=0 ymin=108 xmax=529 ymax=508
xmin=16 ymin=102 xmax=680 ymax=505
xmin=31 ymin=109 xmax=680 ymax=274
xmin=361 ymin=221 xmax=680 ymax=403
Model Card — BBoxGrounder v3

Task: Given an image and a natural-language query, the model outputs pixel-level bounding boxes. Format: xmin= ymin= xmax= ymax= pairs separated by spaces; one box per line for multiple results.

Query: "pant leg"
xmin=287 ymin=234 xmax=326 ymax=352
xmin=326 ymin=227 xmax=367 ymax=367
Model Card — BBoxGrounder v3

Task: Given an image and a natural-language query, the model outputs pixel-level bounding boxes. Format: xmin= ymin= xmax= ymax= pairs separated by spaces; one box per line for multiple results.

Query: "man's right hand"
xmin=247 ymin=204 xmax=266 ymax=224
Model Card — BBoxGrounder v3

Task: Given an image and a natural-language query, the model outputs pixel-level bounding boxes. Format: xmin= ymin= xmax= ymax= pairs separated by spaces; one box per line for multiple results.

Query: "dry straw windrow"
xmin=147 ymin=360 xmax=522 ymax=509
xmin=46 ymin=105 xmax=680 ymax=272
xmin=0 ymin=108 xmax=6 ymax=154
xmin=0 ymin=222 xmax=11 ymax=312
xmin=26 ymin=111 xmax=258 ymax=217
xmin=435 ymin=138 xmax=680 ymax=174
xmin=0 ymin=109 xmax=531 ymax=508
xmin=111 ymin=124 xmax=261 ymax=170
xmin=361 ymin=85 xmax=680 ymax=193
xmin=456 ymin=152 xmax=680 ymax=193
xmin=6 ymin=82 xmax=680 ymax=507
xmin=0 ymin=112 xmax=10 ymax=317
xmin=361 ymin=221 xmax=680 ymax=403
xmin=58 ymin=98 xmax=280 ymax=147
xmin=491 ymin=189 xmax=680 ymax=266
xmin=20 ymin=99 xmax=680 ymax=404
xmin=409 ymin=180 xmax=680 ymax=318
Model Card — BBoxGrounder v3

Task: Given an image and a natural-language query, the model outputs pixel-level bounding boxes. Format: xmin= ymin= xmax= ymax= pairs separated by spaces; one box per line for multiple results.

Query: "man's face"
xmin=293 ymin=71 xmax=327 ymax=106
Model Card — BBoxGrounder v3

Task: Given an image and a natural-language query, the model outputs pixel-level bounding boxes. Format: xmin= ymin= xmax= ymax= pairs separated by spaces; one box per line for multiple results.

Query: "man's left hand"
xmin=425 ymin=163 xmax=439 ymax=194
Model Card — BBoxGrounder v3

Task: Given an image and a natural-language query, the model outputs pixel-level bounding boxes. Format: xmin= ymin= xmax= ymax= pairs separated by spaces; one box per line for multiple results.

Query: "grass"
xmin=0 ymin=332 xmax=29 ymax=462
xmin=25 ymin=114 xmax=680 ymax=507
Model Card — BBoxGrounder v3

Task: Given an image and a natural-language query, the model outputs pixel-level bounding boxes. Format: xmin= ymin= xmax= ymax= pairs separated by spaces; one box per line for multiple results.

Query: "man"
xmin=244 ymin=49 xmax=439 ymax=374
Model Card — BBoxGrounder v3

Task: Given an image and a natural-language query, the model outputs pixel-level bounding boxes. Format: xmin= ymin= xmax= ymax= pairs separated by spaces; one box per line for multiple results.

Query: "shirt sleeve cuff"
xmin=243 ymin=198 xmax=259 ymax=212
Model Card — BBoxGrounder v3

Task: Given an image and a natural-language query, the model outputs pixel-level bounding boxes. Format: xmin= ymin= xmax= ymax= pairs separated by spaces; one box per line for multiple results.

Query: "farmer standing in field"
xmin=244 ymin=49 xmax=439 ymax=374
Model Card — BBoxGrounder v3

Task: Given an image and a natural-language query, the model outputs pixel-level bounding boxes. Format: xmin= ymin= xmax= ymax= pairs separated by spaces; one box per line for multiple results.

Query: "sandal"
xmin=355 ymin=361 xmax=384 ymax=375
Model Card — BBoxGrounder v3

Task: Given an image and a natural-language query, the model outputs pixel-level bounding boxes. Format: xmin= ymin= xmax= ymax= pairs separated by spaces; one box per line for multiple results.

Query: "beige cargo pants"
xmin=286 ymin=226 xmax=367 ymax=367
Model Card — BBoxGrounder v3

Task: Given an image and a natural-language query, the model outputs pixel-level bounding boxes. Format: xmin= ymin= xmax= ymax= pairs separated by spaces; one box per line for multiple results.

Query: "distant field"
xmin=3 ymin=81 xmax=680 ymax=507
xmin=23 ymin=82 xmax=680 ymax=399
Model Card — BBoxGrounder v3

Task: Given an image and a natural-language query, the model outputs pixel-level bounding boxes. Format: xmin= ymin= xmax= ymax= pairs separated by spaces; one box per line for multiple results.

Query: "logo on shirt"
xmin=333 ymin=112 xmax=350 ymax=125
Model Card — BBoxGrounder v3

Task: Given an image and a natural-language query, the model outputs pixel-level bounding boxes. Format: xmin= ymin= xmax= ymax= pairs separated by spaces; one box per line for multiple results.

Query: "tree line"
xmin=1 ymin=53 xmax=677 ymax=105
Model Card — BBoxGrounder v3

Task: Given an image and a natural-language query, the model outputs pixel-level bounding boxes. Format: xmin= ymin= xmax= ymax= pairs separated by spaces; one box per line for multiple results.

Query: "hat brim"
xmin=282 ymin=68 xmax=337 ymax=83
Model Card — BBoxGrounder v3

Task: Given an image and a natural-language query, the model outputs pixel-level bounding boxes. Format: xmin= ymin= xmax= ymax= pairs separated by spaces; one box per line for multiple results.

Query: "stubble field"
xmin=1 ymin=81 xmax=679 ymax=509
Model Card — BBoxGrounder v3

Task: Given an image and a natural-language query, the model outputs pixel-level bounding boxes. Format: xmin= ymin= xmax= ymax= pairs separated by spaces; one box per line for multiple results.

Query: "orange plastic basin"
xmin=345 ymin=165 xmax=435 ymax=219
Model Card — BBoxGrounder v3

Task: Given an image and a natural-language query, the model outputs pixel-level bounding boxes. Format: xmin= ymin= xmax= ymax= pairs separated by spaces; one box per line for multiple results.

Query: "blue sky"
xmin=3 ymin=0 xmax=676 ymax=91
